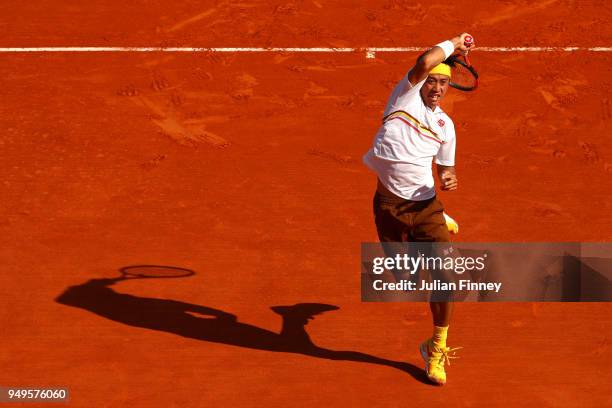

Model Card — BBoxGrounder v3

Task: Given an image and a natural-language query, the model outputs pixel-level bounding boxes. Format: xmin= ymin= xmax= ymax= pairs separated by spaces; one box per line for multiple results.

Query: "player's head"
xmin=420 ymin=62 xmax=451 ymax=109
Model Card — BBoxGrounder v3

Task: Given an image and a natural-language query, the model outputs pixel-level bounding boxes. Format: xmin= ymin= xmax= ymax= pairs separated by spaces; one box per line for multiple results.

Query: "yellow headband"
xmin=429 ymin=63 xmax=451 ymax=78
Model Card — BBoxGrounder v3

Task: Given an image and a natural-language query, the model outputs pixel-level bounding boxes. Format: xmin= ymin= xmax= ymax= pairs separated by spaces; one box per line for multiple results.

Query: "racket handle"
xmin=464 ymin=35 xmax=474 ymax=47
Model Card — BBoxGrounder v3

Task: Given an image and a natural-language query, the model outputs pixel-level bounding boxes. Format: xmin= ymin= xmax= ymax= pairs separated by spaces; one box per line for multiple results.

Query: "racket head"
xmin=445 ymin=55 xmax=479 ymax=91
xmin=119 ymin=265 xmax=195 ymax=279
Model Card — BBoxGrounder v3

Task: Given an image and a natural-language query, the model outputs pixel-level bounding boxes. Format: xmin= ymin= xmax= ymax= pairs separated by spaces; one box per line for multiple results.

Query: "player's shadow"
xmin=55 ymin=271 xmax=427 ymax=384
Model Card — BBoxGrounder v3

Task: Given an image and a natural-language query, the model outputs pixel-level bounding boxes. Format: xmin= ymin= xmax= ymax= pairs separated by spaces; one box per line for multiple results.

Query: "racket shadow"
xmin=55 ymin=269 xmax=428 ymax=384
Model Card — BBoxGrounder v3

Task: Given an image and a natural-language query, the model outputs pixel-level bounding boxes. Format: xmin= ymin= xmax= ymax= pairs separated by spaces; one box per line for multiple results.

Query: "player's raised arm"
xmin=407 ymin=33 xmax=474 ymax=86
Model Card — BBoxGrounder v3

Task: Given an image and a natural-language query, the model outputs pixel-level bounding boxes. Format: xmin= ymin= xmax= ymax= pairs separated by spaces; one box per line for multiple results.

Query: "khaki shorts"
xmin=373 ymin=192 xmax=450 ymax=243
xmin=372 ymin=192 xmax=457 ymax=301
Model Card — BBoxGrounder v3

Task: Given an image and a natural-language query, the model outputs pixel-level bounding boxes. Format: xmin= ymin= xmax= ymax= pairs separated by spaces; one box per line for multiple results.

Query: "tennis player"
xmin=363 ymin=33 xmax=474 ymax=385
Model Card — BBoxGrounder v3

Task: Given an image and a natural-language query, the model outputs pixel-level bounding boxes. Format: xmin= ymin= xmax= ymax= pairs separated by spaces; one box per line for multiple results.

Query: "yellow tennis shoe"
xmin=419 ymin=338 xmax=462 ymax=385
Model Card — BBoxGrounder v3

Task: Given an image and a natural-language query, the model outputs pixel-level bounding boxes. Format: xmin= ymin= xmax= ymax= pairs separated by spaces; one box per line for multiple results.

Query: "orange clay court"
xmin=1 ymin=1 xmax=611 ymax=407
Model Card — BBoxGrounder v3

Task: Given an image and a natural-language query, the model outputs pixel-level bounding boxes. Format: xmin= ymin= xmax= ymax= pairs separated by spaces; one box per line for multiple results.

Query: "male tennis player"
xmin=363 ymin=33 xmax=474 ymax=385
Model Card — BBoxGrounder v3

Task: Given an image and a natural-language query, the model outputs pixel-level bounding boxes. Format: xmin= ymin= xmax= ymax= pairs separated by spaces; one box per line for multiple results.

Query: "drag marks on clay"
xmin=536 ymin=77 xmax=585 ymax=112
xmin=140 ymin=154 xmax=167 ymax=170
xmin=163 ymin=5 xmax=225 ymax=33
xmin=182 ymin=116 xmax=235 ymax=126
xmin=251 ymin=95 xmax=301 ymax=117
xmin=532 ymin=203 xmax=565 ymax=219
xmin=273 ymin=2 xmax=299 ymax=15
xmin=197 ymin=52 xmax=236 ymax=67
xmin=307 ymin=148 xmax=353 ymax=164
xmin=511 ymin=76 xmax=612 ymax=173
xmin=464 ymin=153 xmax=507 ymax=169
xmin=538 ymin=87 xmax=580 ymax=113
xmin=578 ymin=141 xmax=600 ymax=163
xmin=538 ymin=89 xmax=562 ymax=111
xmin=151 ymin=73 xmax=172 ymax=92
xmin=302 ymin=64 xmax=336 ymax=72
xmin=306 ymin=94 xmax=358 ymax=109
xmin=158 ymin=2 xmax=316 ymax=46
xmin=180 ymin=90 xmax=234 ymax=108
xmin=366 ymin=2 xmax=430 ymax=31
xmin=527 ymin=134 xmax=566 ymax=159
xmin=142 ymin=55 xmax=176 ymax=68
xmin=113 ymin=65 xmax=235 ymax=148
xmin=170 ymin=91 xmax=186 ymax=107
xmin=303 ymin=81 xmax=328 ymax=98
xmin=133 ymin=95 xmax=229 ymax=148
xmin=507 ymin=111 xmax=568 ymax=159
xmin=289 ymin=59 xmax=381 ymax=73
xmin=300 ymin=79 xmax=371 ymax=111
xmin=272 ymin=53 xmax=293 ymax=64
xmin=116 ymin=84 xmax=139 ymax=97
xmin=192 ymin=68 xmax=214 ymax=82
xmin=230 ymin=73 xmax=258 ymax=101
xmin=509 ymin=197 xmax=571 ymax=221
xmin=475 ymin=0 xmax=560 ymax=26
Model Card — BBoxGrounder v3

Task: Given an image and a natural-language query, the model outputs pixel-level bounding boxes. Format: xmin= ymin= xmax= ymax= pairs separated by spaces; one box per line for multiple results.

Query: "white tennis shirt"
xmin=363 ymin=72 xmax=456 ymax=201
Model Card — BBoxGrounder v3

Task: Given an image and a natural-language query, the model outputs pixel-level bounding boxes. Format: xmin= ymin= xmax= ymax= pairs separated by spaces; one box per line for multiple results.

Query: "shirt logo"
xmin=437 ymin=119 xmax=445 ymax=127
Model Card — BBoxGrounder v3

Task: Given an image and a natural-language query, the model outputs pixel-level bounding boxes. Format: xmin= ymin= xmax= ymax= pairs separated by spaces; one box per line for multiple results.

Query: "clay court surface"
xmin=1 ymin=1 xmax=611 ymax=406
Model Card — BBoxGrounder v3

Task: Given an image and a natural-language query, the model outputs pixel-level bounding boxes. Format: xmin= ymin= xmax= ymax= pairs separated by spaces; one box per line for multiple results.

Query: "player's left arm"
xmin=437 ymin=165 xmax=457 ymax=191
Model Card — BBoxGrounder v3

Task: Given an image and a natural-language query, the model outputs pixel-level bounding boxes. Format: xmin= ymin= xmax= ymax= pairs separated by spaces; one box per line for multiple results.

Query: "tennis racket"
xmin=447 ymin=35 xmax=479 ymax=91
xmin=119 ymin=265 xmax=195 ymax=279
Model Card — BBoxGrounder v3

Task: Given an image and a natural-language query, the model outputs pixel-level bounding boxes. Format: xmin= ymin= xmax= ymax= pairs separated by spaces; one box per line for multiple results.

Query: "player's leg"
xmin=372 ymin=191 xmax=408 ymax=242
xmin=412 ymin=197 xmax=460 ymax=385
xmin=412 ymin=197 xmax=454 ymax=327
xmin=430 ymin=301 xmax=453 ymax=327
xmin=373 ymin=192 xmax=425 ymax=290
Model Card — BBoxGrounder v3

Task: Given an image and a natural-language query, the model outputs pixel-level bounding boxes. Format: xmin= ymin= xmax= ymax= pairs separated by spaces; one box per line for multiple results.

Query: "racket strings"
xmin=451 ymin=64 xmax=477 ymax=88
xmin=446 ymin=55 xmax=478 ymax=91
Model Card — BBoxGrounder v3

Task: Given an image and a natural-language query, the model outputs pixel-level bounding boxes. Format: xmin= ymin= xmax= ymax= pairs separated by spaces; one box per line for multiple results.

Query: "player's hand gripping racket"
xmin=447 ymin=35 xmax=479 ymax=91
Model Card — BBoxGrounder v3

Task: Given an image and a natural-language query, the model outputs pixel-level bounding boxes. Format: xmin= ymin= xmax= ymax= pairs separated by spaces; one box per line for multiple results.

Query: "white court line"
xmin=0 ymin=46 xmax=611 ymax=53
